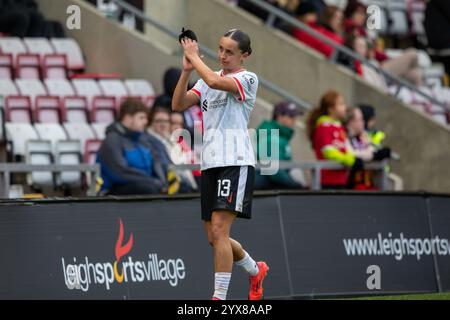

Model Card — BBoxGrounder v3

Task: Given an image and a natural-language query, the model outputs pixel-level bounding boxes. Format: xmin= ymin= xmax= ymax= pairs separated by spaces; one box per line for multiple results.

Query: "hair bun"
xmin=178 ymin=27 xmax=198 ymax=43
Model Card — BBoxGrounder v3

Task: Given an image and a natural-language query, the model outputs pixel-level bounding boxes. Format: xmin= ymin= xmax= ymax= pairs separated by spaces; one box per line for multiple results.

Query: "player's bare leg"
xmin=204 ymin=222 xmax=245 ymax=261
xmin=203 ymin=210 xmax=234 ymax=300
xmin=204 ymin=210 xmax=269 ymax=300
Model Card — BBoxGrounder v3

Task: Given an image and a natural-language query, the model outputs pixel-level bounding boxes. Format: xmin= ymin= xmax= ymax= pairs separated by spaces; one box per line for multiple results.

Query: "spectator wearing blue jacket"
xmin=97 ymin=99 xmax=167 ymax=195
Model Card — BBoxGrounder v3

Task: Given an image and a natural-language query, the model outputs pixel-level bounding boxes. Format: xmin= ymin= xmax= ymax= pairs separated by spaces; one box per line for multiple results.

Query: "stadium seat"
xmin=35 ymin=96 xmax=61 ymax=123
xmin=25 ymin=140 xmax=54 ymax=188
xmin=0 ymin=38 xmax=27 ymax=65
xmin=423 ymin=64 xmax=446 ymax=88
xmin=55 ymin=140 xmax=82 ymax=187
xmin=42 ymin=54 xmax=68 ymax=79
xmin=91 ymin=96 xmax=117 ymax=123
xmin=15 ymin=79 xmax=48 ymax=109
xmin=0 ymin=79 xmax=19 ymax=97
xmin=0 ymin=54 xmax=13 ymax=79
xmin=437 ymin=88 xmax=450 ymax=106
xmin=4 ymin=96 xmax=32 ymax=123
xmin=71 ymin=79 xmax=102 ymax=109
xmin=23 ymin=38 xmax=55 ymax=58
xmin=61 ymin=96 xmax=90 ymax=123
xmin=44 ymin=79 xmax=75 ymax=97
xmin=5 ymin=123 xmax=39 ymax=156
xmin=91 ymin=123 xmax=108 ymax=140
xmin=98 ymin=79 xmax=129 ymax=108
xmin=50 ymin=38 xmax=85 ymax=70
xmin=16 ymin=54 xmax=41 ymax=79
xmin=34 ymin=123 xmax=68 ymax=153
xmin=84 ymin=139 xmax=102 ymax=164
xmin=124 ymin=79 xmax=156 ymax=106
xmin=63 ymin=123 xmax=96 ymax=152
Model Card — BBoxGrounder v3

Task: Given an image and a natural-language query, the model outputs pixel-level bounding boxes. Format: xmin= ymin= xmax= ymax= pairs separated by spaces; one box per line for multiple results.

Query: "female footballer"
xmin=172 ymin=28 xmax=269 ymax=300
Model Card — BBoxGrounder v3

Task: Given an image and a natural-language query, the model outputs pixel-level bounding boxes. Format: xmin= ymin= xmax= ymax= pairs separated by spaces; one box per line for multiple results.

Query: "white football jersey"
xmin=189 ymin=69 xmax=258 ymax=171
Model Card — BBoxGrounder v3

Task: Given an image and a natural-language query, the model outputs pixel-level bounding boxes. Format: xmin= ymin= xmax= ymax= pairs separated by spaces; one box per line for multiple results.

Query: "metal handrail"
xmin=243 ymin=0 xmax=449 ymax=112
xmin=171 ymin=160 xmax=390 ymax=190
xmin=109 ymin=0 xmax=312 ymax=111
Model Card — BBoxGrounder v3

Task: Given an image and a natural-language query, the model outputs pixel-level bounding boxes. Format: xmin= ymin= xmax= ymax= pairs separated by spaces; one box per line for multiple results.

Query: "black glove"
xmin=352 ymin=157 xmax=364 ymax=171
xmin=346 ymin=157 xmax=364 ymax=189
xmin=373 ymin=147 xmax=391 ymax=161
xmin=178 ymin=27 xmax=198 ymax=43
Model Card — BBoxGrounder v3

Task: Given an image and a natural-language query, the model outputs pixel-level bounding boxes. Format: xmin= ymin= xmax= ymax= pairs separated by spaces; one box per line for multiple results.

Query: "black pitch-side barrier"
xmin=0 ymin=191 xmax=449 ymax=299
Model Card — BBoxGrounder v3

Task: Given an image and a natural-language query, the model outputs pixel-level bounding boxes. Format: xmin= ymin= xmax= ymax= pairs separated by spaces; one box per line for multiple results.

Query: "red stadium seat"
xmin=61 ymin=96 xmax=90 ymax=123
xmin=0 ymin=79 xmax=19 ymax=97
xmin=44 ymin=78 xmax=75 ymax=97
xmin=15 ymin=79 xmax=48 ymax=109
xmin=50 ymin=38 xmax=85 ymax=71
xmin=35 ymin=96 xmax=61 ymax=123
xmin=84 ymin=139 xmax=102 ymax=164
xmin=124 ymin=79 xmax=156 ymax=107
xmin=42 ymin=54 xmax=68 ymax=79
xmin=24 ymin=38 xmax=55 ymax=58
xmin=91 ymin=96 xmax=117 ymax=123
xmin=4 ymin=96 xmax=32 ymax=123
xmin=0 ymin=54 xmax=13 ymax=79
xmin=63 ymin=122 xmax=96 ymax=153
xmin=98 ymin=79 xmax=129 ymax=109
xmin=0 ymin=37 xmax=27 ymax=65
xmin=71 ymin=79 xmax=102 ymax=109
xmin=16 ymin=54 xmax=41 ymax=79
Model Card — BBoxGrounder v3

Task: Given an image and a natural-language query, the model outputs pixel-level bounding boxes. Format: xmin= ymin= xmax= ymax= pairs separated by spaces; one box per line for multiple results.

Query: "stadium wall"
xmin=0 ymin=192 xmax=449 ymax=299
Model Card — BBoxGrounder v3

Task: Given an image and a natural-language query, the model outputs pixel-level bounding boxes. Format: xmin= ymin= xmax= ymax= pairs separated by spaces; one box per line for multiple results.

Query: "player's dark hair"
xmin=223 ymin=29 xmax=252 ymax=55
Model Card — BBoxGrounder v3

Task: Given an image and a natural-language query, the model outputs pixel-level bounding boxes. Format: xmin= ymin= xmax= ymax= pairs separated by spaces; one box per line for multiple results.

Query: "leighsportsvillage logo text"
xmin=61 ymin=219 xmax=186 ymax=292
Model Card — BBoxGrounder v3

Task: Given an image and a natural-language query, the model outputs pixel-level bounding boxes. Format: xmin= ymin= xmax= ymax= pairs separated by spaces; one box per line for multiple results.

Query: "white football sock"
xmin=235 ymin=251 xmax=259 ymax=276
xmin=213 ymin=272 xmax=231 ymax=300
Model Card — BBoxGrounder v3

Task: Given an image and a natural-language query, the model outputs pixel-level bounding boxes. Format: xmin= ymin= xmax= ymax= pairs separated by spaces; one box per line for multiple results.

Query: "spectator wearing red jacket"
xmin=170 ymin=111 xmax=201 ymax=187
xmin=306 ymin=90 xmax=362 ymax=189
xmin=292 ymin=2 xmax=343 ymax=58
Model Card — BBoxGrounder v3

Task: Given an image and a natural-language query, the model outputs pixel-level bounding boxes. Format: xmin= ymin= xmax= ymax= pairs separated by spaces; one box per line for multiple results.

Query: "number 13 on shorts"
xmin=217 ymin=179 xmax=231 ymax=197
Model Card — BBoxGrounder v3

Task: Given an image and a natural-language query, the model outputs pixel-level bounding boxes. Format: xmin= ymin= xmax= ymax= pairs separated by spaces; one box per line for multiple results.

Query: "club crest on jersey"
xmin=244 ymin=75 xmax=255 ymax=90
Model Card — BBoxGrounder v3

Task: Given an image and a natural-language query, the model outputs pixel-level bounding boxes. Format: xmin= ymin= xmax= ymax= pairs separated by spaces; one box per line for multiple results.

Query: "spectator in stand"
xmin=345 ymin=106 xmax=374 ymax=190
xmin=97 ymin=99 xmax=168 ymax=195
xmin=319 ymin=5 xmax=344 ymax=41
xmin=345 ymin=106 xmax=392 ymax=189
xmin=237 ymin=0 xmax=301 ymax=33
xmin=154 ymin=67 xmax=203 ymax=142
xmin=147 ymin=107 xmax=198 ymax=193
xmin=0 ymin=0 xmax=30 ymax=37
xmin=0 ymin=0 xmax=63 ymax=38
xmin=344 ymin=0 xmax=422 ymax=86
xmin=293 ymin=1 xmax=344 ymax=58
xmin=170 ymin=111 xmax=202 ymax=188
xmin=254 ymin=101 xmax=305 ymax=190
xmin=359 ymin=104 xmax=391 ymax=152
xmin=343 ymin=0 xmax=368 ymax=39
xmin=337 ymin=33 xmax=388 ymax=91
xmin=306 ymin=90 xmax=363 ymax=189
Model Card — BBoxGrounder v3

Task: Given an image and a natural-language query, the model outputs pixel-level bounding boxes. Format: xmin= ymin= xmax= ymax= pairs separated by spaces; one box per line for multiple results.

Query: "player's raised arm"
xmin=171 ymin=54 xmax=200 ymax=112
